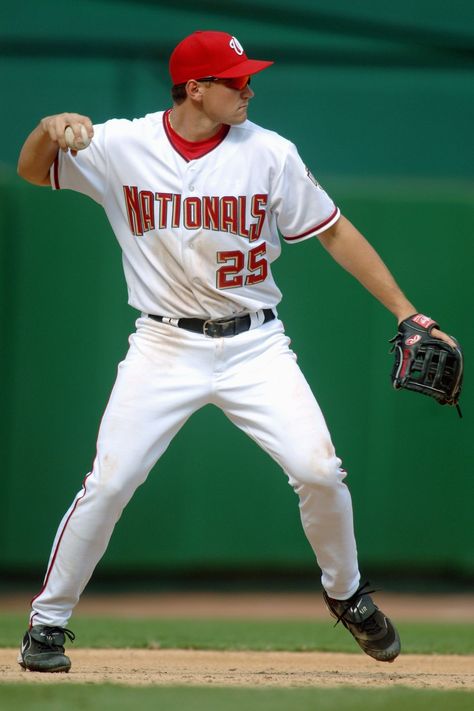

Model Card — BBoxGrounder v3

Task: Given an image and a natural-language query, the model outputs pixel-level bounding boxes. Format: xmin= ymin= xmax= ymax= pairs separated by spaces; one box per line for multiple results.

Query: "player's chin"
xmin=229 ymin=108 xmax=249 ymax=125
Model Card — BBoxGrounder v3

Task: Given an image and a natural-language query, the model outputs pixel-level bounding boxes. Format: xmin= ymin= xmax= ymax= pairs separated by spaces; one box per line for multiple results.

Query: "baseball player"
xmin=17 ymin=30 xmax=456 ymax=673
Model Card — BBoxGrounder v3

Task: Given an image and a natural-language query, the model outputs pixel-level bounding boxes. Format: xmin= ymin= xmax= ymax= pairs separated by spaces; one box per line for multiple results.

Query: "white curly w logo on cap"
xmin=229 ymin=36 xmax=244 ymax=55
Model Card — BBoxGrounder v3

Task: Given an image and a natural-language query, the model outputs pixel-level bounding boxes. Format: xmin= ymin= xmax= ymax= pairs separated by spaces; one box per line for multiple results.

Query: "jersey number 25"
xmin=216 ymin=243 xmax=268 ymax=290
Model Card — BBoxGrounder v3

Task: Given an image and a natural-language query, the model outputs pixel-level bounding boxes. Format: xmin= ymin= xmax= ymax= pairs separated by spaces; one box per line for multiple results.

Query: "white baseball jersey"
xmin=51 ymin=112 xmax=339 ymax=319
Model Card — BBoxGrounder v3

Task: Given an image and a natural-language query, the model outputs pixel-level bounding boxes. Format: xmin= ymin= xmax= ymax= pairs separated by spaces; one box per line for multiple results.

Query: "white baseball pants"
xmin=31 ymin=316 xmax=360 ymax=626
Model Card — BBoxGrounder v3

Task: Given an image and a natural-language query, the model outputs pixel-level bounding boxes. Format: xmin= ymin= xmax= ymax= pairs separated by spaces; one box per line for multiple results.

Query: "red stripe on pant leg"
xmin=29 ymin=471 xmax=93 ymax=617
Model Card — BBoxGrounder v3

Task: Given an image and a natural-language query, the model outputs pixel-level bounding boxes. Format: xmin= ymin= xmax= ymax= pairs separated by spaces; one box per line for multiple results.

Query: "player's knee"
xmin=287 ymin=449 xmax=342 ymax=488
xmin=96 ymin=478 xmax=130 ymax=506
xmin=93 ymin=455 xmax=145 ymax=506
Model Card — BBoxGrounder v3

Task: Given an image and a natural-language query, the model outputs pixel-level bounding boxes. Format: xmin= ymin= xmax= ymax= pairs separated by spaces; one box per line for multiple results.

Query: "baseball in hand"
xmin=64 ymin=125 xmax=91 ymax=151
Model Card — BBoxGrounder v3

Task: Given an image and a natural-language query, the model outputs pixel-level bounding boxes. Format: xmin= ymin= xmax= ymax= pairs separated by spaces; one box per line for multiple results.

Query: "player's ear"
xmin=186 ymin=80 xmax=205 ymax=103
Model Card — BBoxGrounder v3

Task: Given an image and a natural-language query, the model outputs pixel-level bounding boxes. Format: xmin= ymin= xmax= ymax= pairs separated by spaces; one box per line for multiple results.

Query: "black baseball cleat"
xmin=18 ymin=625 xmax=75 ymax=672
xmin=323 ymin=582 xmax=401 ymax=662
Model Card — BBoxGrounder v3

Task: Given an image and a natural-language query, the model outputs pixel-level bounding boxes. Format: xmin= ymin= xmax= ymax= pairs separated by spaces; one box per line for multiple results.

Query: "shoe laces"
xmin=41 ymin=626 xmax=75 ymax=648
xmin=331 ymin=580 xmax=377 ymax=628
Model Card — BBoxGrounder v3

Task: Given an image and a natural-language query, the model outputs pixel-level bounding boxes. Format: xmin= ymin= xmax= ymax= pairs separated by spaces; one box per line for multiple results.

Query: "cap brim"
xmin=214 ymin=59 xmax=274 ymax=79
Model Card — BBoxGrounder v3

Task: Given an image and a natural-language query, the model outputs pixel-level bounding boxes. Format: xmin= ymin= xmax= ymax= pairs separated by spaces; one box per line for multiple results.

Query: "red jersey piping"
xmin=162 ymin=110 xmax=230 ymax=162
xmin=283 ymin=206 xmax=340 ymax=242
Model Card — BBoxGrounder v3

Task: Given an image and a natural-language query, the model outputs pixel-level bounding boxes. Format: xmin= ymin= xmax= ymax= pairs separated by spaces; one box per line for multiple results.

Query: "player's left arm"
xmin=318 ymin=214 xmax=455 ymax=347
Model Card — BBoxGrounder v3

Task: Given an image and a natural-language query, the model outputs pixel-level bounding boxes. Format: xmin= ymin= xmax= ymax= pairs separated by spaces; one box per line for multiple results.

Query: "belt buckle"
xmin=203 ymin=318 xmax=222 ymax=338
xmin=203 ymin=317 xmax=235 ymax=338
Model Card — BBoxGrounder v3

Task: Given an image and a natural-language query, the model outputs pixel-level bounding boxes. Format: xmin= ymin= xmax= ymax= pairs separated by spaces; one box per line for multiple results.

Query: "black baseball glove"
xmin=390 ymin=314 xmax=463 ymax=414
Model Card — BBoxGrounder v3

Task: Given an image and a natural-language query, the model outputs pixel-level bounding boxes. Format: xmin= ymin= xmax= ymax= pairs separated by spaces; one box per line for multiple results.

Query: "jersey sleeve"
xmin=50 ymin=121 xmax=108 ymax=204
xmin=271 ymin=142 xmax=340 ymax=243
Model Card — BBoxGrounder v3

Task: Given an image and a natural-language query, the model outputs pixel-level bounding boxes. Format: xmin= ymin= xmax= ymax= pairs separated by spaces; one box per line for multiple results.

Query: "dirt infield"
xmin=2 ymin=593 xmax=473 ymax=689
xmin=2 ymin=649 xmax=474 ymax=689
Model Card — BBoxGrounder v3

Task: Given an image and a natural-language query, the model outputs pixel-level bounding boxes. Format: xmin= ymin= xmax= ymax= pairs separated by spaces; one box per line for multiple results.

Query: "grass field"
xmin=1 ymin=614 xmax=472 ymax=710
xmin=1 ymin=614 xmax=474 ymax=655
xmin=0 ymin=685 xmax=473 ymax=711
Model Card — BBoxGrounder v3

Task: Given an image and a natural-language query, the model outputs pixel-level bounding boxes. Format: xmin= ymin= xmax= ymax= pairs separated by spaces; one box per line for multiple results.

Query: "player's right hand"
xmin=40 ymin=113 xmax=94 ymax=153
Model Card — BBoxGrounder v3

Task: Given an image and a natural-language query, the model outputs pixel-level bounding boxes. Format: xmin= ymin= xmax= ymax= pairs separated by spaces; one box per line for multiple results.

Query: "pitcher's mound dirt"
xmin=2 ymin=649 xmax=473 ymax=689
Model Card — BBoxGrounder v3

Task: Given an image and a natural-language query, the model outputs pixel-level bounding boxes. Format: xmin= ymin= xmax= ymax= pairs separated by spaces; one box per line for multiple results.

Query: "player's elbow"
xmin=17 ymin=160 xmax=51 ymax=187
xmin=17 ymin=140 xmax=56 ymax=186
xmin=16 ymin=158 xmax=29 ymax=181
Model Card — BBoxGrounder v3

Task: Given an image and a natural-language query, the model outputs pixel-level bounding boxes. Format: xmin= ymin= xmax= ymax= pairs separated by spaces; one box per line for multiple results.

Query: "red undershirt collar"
xmin=163 ymin=109 xmax=230 ymax=162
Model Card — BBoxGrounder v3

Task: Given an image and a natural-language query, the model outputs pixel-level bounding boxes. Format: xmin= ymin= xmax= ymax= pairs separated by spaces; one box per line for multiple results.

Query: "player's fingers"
xmin=67 ymin=121 xmax=93 ymax=145
xmin=63 ymin=117 xmax=94 ymax=155
xmin=431 ymin=328 xmax=457 ymax=349
xmin=40 ymin=116 xmax=60 ymax=143
xmin=40 ymin=113 xmax=93 ymax=151
xmin=67 ymin=114 xmax=94 ymax=140
xmin=40 ymin=115 xmax=70 ymax=150
xmin=60 ymin=114 xmax=93 ymax=151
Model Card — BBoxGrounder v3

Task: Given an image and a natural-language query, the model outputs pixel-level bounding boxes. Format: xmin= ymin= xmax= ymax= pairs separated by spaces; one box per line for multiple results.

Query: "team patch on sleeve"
xmin=305 ymin=166 xmax=320 ymax=188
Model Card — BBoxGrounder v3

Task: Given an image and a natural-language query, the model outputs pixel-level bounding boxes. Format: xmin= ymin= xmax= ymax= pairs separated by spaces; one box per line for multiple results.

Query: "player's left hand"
xmin=390 ymin=313 xmax=463 ymax=411
xmin=396 ymin=313 xmax=456 ymax=349
xmin=429 ymin=327 xmax=457 ymax=349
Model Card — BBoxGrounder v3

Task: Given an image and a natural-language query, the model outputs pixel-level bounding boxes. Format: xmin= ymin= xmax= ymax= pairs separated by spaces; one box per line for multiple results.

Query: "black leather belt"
xmin=148 ymin=309 xmax=275 ymax=338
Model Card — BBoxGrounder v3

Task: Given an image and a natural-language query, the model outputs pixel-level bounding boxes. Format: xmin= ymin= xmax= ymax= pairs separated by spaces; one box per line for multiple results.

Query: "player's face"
xmin=199 ymin=77 xmax=254 ymax=125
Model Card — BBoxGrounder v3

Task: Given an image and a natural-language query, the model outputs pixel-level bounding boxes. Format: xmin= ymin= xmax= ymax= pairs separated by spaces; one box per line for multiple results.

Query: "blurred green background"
xmin=1 ymin=1 xmax=473 ymax=587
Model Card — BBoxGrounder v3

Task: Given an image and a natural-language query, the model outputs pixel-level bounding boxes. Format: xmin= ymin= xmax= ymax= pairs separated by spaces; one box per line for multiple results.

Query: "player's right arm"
xmin=18 ymin=113 xmax=93 ymax=186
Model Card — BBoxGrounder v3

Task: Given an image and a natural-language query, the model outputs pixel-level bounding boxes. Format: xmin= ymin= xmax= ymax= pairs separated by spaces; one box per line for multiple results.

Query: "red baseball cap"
xmin=169 ymin=30 xmax=273 ymax=85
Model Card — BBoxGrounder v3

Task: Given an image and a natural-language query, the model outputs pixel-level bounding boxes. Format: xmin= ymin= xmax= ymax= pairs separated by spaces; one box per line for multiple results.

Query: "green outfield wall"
xmin=1 ymin=1 xmax=473 ymax=577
